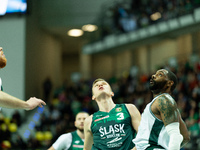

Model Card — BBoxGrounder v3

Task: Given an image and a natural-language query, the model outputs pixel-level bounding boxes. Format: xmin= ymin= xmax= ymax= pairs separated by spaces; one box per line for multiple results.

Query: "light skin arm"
xmin=126 ymin=104 xmax=141 ymax=132
xmin=83 ymin=115 xmax=93 ymax=150
xmin=0 ymin=91 xmax=46 ymax=110
xmin=48 ymin=146 xmax=55 ymax=150
xmin=126 ymin=104 xmax=141 ymax=150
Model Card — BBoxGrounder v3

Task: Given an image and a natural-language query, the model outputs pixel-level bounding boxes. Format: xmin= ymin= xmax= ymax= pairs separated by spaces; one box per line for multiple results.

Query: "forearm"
xmin=0 ymin=91 xmax=28 ymax=109
xmin=84 ymin=116 xmax=93 ymax=150
xmin=178 ymin=110 xmax=190 ymax=147
xmin=83 ymin=139 xmax=93 ymax=150
xmin=84 ymin=135 xmax=93 ymax=150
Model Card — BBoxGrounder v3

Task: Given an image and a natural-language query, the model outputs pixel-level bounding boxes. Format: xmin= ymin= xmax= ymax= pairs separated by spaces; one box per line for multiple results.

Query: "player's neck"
xmin=97 ymin=98 xmax=116 ymax=112
xmin=152 ymin=88 xmax=171 ymax=98
xmin=153 ymin=91 xmax=171 ymax=98
xmin=77 ymin=129 xmax=84 ymax=139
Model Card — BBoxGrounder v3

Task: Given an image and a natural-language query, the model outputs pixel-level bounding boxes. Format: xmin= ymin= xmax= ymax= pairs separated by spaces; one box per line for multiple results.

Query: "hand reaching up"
xmin=25 ymin=97 xmax=46 ymax=110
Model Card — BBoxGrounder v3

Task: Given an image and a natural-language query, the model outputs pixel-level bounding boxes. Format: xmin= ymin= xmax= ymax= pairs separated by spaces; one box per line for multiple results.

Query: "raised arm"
xmin=156 ymin=95 xmax=183 ymax=150
xmin=84 ymin=115 xmax=93 ymax=150
xmin=126 ymin=104 xmax=141 ymax=132
xmin=0 ymin=91 xmax=46 ymax=110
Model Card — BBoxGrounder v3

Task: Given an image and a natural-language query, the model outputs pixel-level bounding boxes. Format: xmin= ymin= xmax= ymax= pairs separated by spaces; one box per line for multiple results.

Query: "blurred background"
xmin=0 ymin=0 xmax=200 ymax=149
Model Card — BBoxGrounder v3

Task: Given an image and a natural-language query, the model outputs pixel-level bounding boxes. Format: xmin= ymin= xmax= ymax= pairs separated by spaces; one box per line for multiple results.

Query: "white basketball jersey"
xmin=133 ymin=93 xmax=171 ymax=150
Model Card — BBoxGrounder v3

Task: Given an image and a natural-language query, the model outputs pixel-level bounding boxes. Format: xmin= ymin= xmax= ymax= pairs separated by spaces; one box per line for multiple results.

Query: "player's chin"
xmin=78 ymin=127 xmax=84 ymax=131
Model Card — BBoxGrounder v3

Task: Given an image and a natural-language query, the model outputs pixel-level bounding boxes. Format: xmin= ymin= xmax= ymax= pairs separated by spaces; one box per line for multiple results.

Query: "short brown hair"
xmin=75 ymin=111 xmax=89 ymax=120
xmin=92 ymin=78 xmax=106 ymax=87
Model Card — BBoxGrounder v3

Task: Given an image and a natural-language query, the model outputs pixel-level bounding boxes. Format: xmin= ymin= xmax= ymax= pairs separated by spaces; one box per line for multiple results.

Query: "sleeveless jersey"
xmin=133 ymin=93 xmax=171 ymax=150
xmin=69 ymin=131 xmax=84 ymax=150
xmin=52 ymin=131 xmax=84 ymax=150
xmin=0 ymin=78 xmax=2 ymax=91
xmin=91 ymin=104 xmax=135 ymax=150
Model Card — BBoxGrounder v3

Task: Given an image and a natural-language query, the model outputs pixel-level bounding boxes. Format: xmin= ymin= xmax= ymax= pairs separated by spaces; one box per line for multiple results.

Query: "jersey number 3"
xmin=116 ymin=113 xmax=124 ymax=120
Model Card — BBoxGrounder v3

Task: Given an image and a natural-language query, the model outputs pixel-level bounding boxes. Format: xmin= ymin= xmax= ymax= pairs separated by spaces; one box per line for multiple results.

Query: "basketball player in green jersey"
xmin=48 ymin=112 xmax=89 ymax=150
xmin=133 ymin=69 xmax=190 ymax=150
xmin=0 ymin=47 xmax=46 ymax=110
xmin=84 ymin=78 xmax=141 ymax=150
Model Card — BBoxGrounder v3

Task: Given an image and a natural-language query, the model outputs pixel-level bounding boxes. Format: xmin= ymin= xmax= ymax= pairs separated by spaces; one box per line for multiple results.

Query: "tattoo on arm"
xmin=157 ymin=95 xmax=178 ymax=126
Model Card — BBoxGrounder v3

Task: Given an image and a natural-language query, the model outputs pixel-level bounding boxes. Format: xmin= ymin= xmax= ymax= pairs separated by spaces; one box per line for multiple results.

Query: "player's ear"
xmin=111 ymin=92 xmax=114 ymax=97
xmin=92 ymin=95 xmax=96 ymax=100
xmin=167 ymin=80 xmax=174 ymax=87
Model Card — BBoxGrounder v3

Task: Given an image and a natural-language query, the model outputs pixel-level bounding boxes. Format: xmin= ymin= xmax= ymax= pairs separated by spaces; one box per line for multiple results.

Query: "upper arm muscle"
xmin=177 ymin=110 xmax=190 ymax=143
xmin=156 ymin=95 xmax=178 ymax=126
xmin=126 ymin=104 xmax=141 ymax=132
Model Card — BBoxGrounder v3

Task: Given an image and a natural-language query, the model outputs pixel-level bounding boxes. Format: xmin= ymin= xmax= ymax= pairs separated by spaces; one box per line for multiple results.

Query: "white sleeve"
xmin=166 ymin=122 xmax=183 ymax=150
xmin=52 ymin=133 xmax=72 ymax=150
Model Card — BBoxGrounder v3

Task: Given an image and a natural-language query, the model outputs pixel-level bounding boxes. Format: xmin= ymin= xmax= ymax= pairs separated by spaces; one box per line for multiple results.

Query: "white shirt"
xmin=52 ymin=133 xmax=72 ymax=150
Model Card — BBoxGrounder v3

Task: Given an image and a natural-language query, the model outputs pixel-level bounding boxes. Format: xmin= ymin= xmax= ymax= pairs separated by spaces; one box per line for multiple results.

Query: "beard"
xmin=149 ymin=79 xmax=167 ymax=94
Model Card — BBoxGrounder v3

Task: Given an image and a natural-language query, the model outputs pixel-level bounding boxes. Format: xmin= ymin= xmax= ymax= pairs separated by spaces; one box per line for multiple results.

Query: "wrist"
xmin=24 ymin=101 xmax=30 ymax=110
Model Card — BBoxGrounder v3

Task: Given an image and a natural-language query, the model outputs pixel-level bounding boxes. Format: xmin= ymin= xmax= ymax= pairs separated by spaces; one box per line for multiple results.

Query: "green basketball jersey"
xmin=0 ymin=78 xmax=3 ymax=91
xmin=91 ymin=104 xmax=135 ymax=150
xmin=69 ymin=131 xmax=84 ymax=150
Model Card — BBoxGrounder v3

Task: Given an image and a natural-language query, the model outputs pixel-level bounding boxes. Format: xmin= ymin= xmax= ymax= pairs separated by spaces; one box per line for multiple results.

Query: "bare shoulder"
xmin=125 ymin=103 xmax=140 ymax=117
xmin=125 ymin=103 xmax=141 ymax=131
xmin=155 ymin=94 xmax=177 ymax=110
xmin=125 ymin=103 xmax=138 ymax=112
xmin=155 ymin=94 xmax=178 ymax=125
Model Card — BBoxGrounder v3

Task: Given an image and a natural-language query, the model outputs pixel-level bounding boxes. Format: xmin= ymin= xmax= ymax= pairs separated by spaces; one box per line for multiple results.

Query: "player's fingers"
xmin=38 ymin=103 xmax=43 ymax=107
xmin=41 ymin=101 xmax=46 ymax=105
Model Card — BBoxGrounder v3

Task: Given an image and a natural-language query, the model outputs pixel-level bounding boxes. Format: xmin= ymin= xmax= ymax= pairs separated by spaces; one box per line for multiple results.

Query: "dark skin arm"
xmin=153 ymin=95 xmax=190 ymax=147
xmin=156 ymin=95 xmax=178 ymax=125
xmin=178 ymin=110 xmax=190 ymax=147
